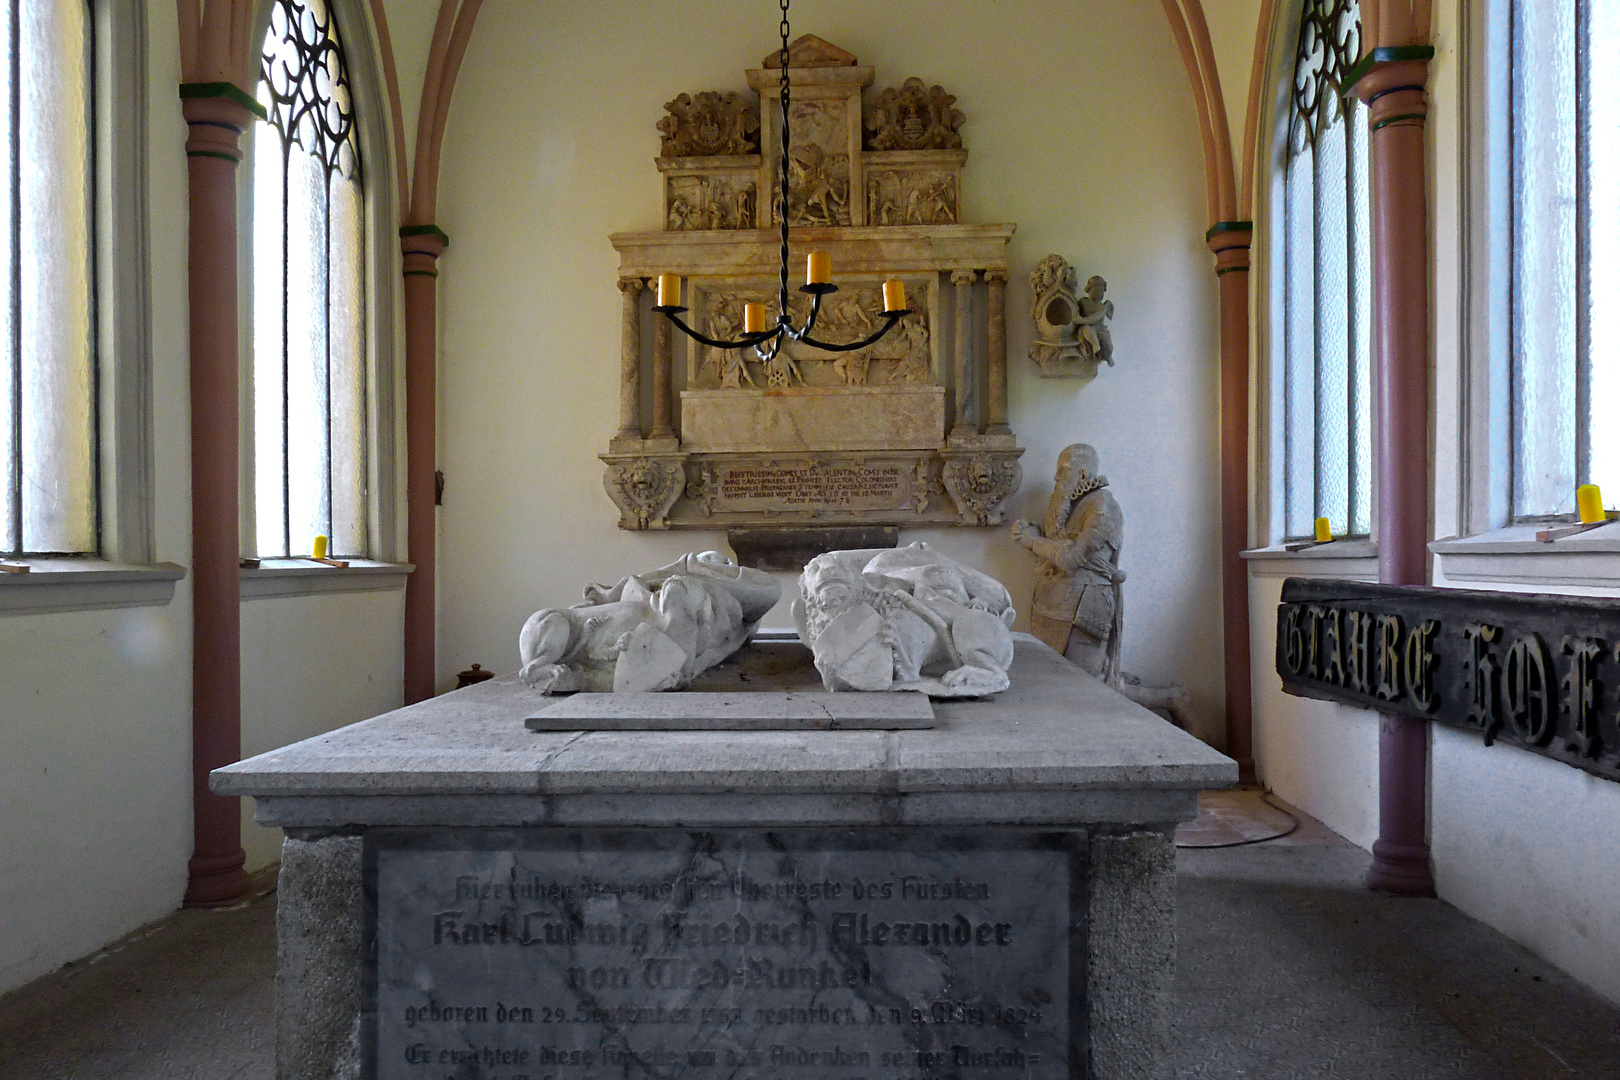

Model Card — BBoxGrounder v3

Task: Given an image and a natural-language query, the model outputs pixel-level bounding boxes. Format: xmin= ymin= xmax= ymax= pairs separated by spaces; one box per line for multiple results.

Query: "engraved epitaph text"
xmin=365 ymin=830 xmax=1082 ymax=1080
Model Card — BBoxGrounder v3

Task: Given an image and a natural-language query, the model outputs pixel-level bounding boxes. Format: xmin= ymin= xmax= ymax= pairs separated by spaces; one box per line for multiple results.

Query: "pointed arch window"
xmin=1279 ymin=0 xmax=1372 ymax=540
xmin=2 ymin=0 xmax=94 ymax=556
xmin=251 ymin=0 xmax=367 ymax=559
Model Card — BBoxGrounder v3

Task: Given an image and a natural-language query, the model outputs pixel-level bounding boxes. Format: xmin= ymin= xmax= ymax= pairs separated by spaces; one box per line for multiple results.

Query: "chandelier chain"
xmin=777 ymin=0 xmax=792 ymax=332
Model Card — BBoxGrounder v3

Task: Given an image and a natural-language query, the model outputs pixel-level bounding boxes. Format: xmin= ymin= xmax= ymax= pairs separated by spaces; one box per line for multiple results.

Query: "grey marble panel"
xmin=364 ymin=829 xmax=1085 ymax=1080
xmin=527 ymin=692 xmax=935 ymax=731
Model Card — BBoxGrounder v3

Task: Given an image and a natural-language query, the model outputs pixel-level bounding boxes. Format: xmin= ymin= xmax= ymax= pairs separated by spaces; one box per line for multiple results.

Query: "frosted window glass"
xmin=328 ymin=164 xmax=366 ymax=557
xmin=4 ymin=0 xmax=94 ymax=555
xmin=285 ymin=147 xmax=330 ymax=557
xmin=1315 ymin=112 xmax=1351 ymax=536
xmin=1285 ymin=129 xmax=1318 ymax=540
xmin=1590 ymin=0 xmax=1620 ymax=500
xmin=1 ymin=0 xmax=15 ymax=551
xmin=1349 ymin=98 xmax=1372 ymax=537
xmin=1512 ymin=0 xmax=1578 ymax=518
xmin=253 ymin=118 xmax=288 ymax=558
xmin=251 ymin=0 xmax=366 ymax=558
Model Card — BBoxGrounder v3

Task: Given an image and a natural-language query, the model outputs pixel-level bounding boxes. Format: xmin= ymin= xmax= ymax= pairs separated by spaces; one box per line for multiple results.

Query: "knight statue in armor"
xmin=1010 ymin=443 xmax=1125 ymax=683
xmin=518 ymin=551 xmax=780 ymax=694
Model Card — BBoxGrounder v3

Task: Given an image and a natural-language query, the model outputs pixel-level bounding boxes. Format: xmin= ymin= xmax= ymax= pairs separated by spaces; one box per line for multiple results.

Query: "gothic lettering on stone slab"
xmin=366 ymin=830 xmax=1078 ymax=1080
xmin=658 ymin=91 xmax=761 ymax=157
xmin=1276 ymin=579 xmax=1620 ymax=785
xmin=866 ymin=169 xmax=958 ymax=226
xmin=865 ymin=78 xmax=965 ymax=150
xmin=667 ymin=176 xmax=757 ymax=231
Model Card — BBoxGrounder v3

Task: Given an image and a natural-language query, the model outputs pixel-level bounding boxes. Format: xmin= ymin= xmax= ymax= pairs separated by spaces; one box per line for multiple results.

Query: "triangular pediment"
xmin=761 ymin=34 xmax=857 ymax=69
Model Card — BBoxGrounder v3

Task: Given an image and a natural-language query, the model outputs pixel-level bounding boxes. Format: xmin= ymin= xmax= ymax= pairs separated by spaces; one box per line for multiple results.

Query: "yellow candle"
xmin=657 ymin=272 xmax=681 ymax=307
xmin=312 ymin=534 xmax=329 ymax=559
xmin=882 ymin=278 xmax=906 ymax=312
xmin=1314 ymin=517 xmax=1332 ymax=543
xmin=806 ymin=250 xmax=831 ymax=285
xmin=744 ymin=301 xmax=766 ymax=333
xmin=1577 ymin=483 xmax=1605 ymax=524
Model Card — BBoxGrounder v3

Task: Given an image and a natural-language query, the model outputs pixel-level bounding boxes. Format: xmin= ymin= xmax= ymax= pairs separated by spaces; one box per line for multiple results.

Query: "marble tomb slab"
xmin=366 ymin=829 xmax=1081 ymax=1080
xmin=526 ymin=691 xmax=935 ymax=731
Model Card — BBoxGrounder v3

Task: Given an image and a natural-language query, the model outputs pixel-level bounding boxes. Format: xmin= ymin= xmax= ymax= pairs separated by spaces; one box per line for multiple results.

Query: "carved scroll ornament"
xmin=865 ymin=78 xmax=964 ymax=151
xmin=658 ymin=91 xmax=760 ymax=157
xmin=942 ymin=452 xmax=1022 ymax=525
xmin=603 ymin=456 xmax=686 ymax=529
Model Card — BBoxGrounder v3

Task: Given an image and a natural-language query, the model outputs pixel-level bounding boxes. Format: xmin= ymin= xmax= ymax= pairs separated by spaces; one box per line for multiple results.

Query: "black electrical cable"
xmin=1175 ymin=791 xmax=1301 ymax=849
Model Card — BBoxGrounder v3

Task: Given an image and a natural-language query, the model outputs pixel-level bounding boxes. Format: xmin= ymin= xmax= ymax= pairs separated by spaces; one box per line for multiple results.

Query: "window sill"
xmin=1431 ymin=523 xmax=1620 ymax=586
xmin=0 ymin=559 xmax=186 ymax=615
xmin=240 ymin=559 xmax=414 ymax=599
xmin=1240 ymin=539 xmax=1379 ymax=579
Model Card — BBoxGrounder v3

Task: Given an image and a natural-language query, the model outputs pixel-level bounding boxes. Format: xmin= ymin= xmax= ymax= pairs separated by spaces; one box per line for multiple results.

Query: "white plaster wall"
xmin=0 ymin=0 xmax=423 ymax=994
xmin=434 ymin=0 xmax=1225 ymax=742
xmin=1247 ymin=570 xmax=1380 ymax=849
xmin=239 ymin=590 xmax=406 ymax=869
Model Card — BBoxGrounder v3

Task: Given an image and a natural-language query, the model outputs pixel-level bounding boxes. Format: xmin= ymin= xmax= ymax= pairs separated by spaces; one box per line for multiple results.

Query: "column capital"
xmin=950 ymin=268 xmax=979 ymax=286
xmin=180 ymin=86 xmax=260 ymax=164
xmin=1206 ymin=223 xmax=1253 ymax=276
xmin=982 ymin=269 xmax=1008 ymax=285
xmin=1347 ymin=49 xmax=1433 ymax=127
xmin=618 ymin=276 xmax=645 ymax=295
xmin=400 ymin=226 xmax=449 ymax=276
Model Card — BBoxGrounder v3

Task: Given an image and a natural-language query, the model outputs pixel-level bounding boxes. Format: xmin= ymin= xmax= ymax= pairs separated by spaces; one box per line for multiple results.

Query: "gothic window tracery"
xmin=252 ymin=0 xmax=368 ymax=558
xmin=1280 ymin=0 xmax=1372 ymax=540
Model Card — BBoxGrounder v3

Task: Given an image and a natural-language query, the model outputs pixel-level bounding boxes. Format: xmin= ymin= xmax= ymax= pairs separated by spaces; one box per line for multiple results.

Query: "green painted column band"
xmin=1372 ymin=113 xmax=1428 ymax=132
xmin=1215 ymin=265 xmax=1251 ymax=276
xmin=400 ymin=224 xmax=451 ymax=246
xmin=1205 ymin=220 xmax=1254 ymax=241
xmin=179 ymin=82 xmax=268 ymax=120
xmin=1342 ymin=45 xmax=1436 ymax=94
xmin=185 ymin=149 xmax=241 ymax=163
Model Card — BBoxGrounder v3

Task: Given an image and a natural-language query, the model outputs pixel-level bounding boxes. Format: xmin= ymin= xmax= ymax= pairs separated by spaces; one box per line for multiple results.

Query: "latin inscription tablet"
xmin=364 ymin=830 xmax=1084 ymax=1080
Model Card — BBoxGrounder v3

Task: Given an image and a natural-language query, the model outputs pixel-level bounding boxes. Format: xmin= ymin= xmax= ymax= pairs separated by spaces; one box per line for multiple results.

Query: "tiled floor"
xmin=2 ymin=795 xmax=1618 ymax=1079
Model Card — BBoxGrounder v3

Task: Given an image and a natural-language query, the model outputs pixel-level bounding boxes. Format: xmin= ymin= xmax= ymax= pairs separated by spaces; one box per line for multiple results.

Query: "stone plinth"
xmin=213 ymin=636 xmax=1235 ymax=1080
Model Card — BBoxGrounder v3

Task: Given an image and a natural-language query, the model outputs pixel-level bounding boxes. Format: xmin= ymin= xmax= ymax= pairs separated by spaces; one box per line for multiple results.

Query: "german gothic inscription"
xmin=364 ymin=830 xmax=1083 ymax=1080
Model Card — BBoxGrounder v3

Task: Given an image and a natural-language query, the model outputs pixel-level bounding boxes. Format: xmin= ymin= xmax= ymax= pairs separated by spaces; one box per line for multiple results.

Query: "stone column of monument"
xmin=616 ymin=277 xmax=643 ymax=444
xmin=650 ymin=308 xmax=677 ymax=446
xmin=984 ymin=269 xmax=1010 ymax=437
xmin=180 ymin=87 xmax=257 ymax=908
xmin=1354 ymin=39 xmax=1437 ymax=898
xmin=950 ymin=268 xmax=978 ymax=440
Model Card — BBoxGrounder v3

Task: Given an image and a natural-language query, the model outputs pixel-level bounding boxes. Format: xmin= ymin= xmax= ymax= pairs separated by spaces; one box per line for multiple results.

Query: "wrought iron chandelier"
xmin=651 ymin=0 xmax=908 ymax=363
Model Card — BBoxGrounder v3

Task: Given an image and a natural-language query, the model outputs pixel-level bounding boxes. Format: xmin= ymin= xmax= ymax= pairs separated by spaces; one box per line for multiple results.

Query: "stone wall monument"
xmin=1028 ymin=253 xmax=1115 ymax=380
xmin=604 ymin=37 xmax=1023 ymax=537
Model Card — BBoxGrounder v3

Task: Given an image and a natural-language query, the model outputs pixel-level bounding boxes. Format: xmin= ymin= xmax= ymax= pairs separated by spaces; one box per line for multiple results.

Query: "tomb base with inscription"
xmin=214 ymin=636 xmax=1236 ymax=1080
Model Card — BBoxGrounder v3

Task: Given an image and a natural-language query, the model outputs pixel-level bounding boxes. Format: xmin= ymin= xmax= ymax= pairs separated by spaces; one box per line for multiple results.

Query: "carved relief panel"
xmin=608 ymin=37 xmax=1022 ymax=531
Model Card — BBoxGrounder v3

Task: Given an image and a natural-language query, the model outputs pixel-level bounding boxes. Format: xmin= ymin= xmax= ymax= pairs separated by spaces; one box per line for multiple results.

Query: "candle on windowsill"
xmin=1314 ymin=517 xmax=1333 ymax=544
xmin=806 ymin=250 xmax=831 ymax=285
xmin=312 ymin=534 xmax=329 ymax=560
xmin=657 ymin=272 xmax=681 ymax=308
xmin=882 ymin=278 xmax=906 ymax=313
xmin=744 ymin=301 xmax=767 ymax=334
xmin=1577 ymin=484 xmax=1605 ymax=524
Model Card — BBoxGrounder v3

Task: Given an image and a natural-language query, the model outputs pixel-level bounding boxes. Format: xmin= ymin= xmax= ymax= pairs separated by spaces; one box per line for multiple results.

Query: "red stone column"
xmin=1207 ymin=224 xmax=1255 ymax=782
xmin=1355 ymin=56 xmax=1436 ymax=897
xmin=402 ymin=226 xmax=448 ymax=705
xmin=181 ymin=90 xmax=256 ymax=908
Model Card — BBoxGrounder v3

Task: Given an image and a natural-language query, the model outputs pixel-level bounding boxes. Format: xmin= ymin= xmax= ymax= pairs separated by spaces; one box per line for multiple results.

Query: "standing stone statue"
xmin=519 ymin=551 xmax=780 ymax=694
xmin=794 ymin=542 xmax=1016 ymax=697
xmin=1011 ymin=443 xmax=1125 ymax=682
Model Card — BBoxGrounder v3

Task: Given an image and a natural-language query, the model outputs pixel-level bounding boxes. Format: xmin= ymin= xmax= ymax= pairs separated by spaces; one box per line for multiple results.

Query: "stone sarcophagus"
xmin=604 ymin=36 xmax=1022 ymax=532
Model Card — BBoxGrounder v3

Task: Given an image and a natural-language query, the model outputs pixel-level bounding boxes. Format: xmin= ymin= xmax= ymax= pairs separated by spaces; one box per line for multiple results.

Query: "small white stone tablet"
xmin=525 ymin=691 xmax=935 ymax=731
